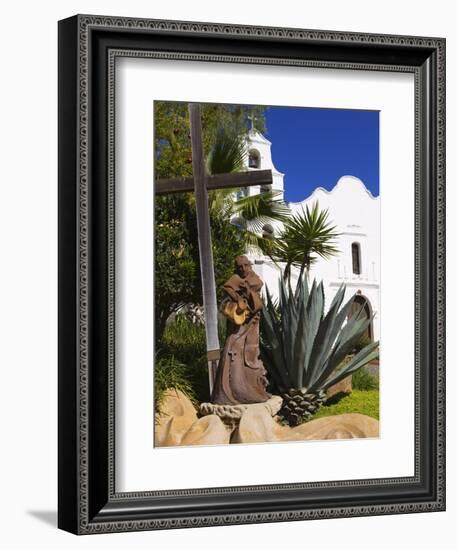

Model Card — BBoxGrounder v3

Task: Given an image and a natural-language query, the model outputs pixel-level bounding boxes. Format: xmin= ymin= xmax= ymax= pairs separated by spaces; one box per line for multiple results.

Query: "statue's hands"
xmin=239 ymin=279 xmax=251 ymax=291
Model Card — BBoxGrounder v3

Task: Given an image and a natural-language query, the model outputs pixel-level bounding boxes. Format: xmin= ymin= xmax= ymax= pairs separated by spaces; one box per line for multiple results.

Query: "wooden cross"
xmin=154 ymin=103 xmax=273 ymax=393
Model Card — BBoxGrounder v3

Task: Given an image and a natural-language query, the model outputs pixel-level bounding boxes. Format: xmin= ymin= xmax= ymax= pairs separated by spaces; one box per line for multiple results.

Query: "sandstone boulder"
xmin=180 ymin=415 xmax=230 ymax=446
xmin=156 ymin=389 xmax=379 ymax=447
xmin=285 ymin=413 xmax=379 ymax=441
xmin=155 ymin=389 xmax=197 ymax=447
xmin=326 ymin=375 xmax=352 ymax=399
xmin=233 ymin=406 xmax=379 ymax=444
xmin=158 ymin=388 xmax=198 ymax=419
xmin=231 ymin=400 xmax=284 ymax=443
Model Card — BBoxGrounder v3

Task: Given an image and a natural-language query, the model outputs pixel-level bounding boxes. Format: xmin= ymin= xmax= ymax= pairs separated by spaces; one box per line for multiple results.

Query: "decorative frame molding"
xmin=58 ymin=14 xmax=445 ymax=534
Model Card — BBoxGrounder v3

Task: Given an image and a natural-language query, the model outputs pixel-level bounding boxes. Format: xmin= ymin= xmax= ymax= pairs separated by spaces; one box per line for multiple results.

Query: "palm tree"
xmin=205 ymin=127 xmax=290 ymax=252
xmin=267 ymin=201 xmax=340 ymax=282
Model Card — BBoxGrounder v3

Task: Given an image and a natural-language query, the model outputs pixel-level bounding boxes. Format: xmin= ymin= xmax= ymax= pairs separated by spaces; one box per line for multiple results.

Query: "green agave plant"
xmin=260 ymin=273 xmax=379 ymax=426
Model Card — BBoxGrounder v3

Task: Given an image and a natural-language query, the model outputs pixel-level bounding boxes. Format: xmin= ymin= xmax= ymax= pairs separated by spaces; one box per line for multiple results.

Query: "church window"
xmin=248 ymin=149 xmax=261 ymax=168
xmin=352 ymin=242 xmax=361 ymax=275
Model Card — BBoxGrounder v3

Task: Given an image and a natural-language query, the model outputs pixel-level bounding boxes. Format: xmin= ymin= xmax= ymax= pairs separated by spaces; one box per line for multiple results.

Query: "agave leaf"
xmin=307 ymin=292 xmax=356 ymax=388
xmin=260 ymin=305 xmax=290 ymax=390
xmin=259 ymin=338 xmax=287 ymax=392
xmin=261 ymin=284 xmax=290 ymax=388
xmin=305 ymin=285 xmax=347 ymax=388
xmin=334 ymin=313 xmax=371 ymax=354
xmin=285 ymin=277 xmax=301 ymax=387
xmin=342 ymin=340 xmax=379 ymax=371
xmin=301 ymin=280 xmax=325 ymax=388
xmin=259 ymin=271 xmax=379 ymax=399
xmin=294 ymin=271 xmax=308 ymax=302
xmin=321 ymin=341 xmax=379 ymax=390
xmin=264 ymin=285 xmax=282 ymax=335
xmin=308 ymin=317 xmax=373 ymax=392
xmin=291 ymin=283 xmax=309 ymax=388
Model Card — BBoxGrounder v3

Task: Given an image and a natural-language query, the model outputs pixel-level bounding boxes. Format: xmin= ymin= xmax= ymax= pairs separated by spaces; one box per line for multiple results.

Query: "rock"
xmin=326 ymin=375 xmax=352 ymax=399
xmin=233 ymin=407 xmax=379 ymax=444
xmin=158 ymin=388 xmax=198 ymax=419
xmin=180 ymin=415 xmax=230 ymax=446
xmin=200 ymin=395 xmax=282 ymax=432
xmin=232 ymin=401 xmax=284 ymax=443
xmin=156 ymin=389 xmax=379 ymax=446
xmin=285 ymin=413 xmax=379 ymax=441
xmin=155 ymin=389 xmax=198 ymax=447
xmin=157 ymin=416 xmax=198 ymax=447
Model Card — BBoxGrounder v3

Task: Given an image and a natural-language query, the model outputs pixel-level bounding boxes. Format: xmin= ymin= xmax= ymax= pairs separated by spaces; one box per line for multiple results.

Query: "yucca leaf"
xmin=266 ymin=201 xmax=340 ymax=272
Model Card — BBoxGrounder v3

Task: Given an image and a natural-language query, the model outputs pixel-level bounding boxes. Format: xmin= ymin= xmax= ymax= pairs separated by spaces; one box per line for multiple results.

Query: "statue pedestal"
xmin=199 ymin=396 xmax=283 ymax=435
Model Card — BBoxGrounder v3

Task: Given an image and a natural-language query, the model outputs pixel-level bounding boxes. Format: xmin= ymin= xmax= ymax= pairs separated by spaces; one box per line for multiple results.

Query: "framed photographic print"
xmin=58 ymin=14 xmax=446 ymax=534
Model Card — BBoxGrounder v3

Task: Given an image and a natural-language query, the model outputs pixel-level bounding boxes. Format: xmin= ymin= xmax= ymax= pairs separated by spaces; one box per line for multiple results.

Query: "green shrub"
xmin=154 ymin=355 xmax=197 ymax=413
xmin=157 ymin=315 xmax=227 ymax=405
xmin=162 ymin=314 xmax=206 ymax=359
xmin=352 ymin=368 xmax=379 ymax=390
xmin=311 ymin=389 xmax=379 ymax=421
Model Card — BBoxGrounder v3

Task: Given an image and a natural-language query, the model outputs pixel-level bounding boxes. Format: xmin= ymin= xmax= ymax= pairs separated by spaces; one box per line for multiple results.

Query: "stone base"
xmin=199 ymin=396 xmax=283 ymax=432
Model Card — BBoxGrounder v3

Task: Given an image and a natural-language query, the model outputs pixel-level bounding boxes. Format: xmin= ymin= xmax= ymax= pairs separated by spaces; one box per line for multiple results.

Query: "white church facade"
xmin=239 ymin=129 xmax=381 ymax=342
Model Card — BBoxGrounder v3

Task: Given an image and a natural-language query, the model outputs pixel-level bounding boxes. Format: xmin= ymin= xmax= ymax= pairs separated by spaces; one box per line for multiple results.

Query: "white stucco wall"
xmin=242 ymin=131 xmax=381 ymax=341
xmin=241 ymin=130 xmax=285 ymax=197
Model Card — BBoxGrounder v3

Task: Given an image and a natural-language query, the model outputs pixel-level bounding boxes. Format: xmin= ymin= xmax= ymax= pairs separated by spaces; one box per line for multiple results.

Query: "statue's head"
xmin=235 ymin=255 xmax=252 ymax=278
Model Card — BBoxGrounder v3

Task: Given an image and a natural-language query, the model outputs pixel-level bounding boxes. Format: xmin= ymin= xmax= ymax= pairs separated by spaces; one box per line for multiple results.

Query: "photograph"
xmin=55 ymin=11 xmax=445 ymax=535
xmin=154 ymin=101 xmax=381 ymax=447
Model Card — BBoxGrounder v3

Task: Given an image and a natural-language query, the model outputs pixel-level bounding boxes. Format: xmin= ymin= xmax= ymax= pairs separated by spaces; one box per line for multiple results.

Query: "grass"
xmin=311 ymin=389 xmax=379 ymax=421
xmin=156 ymin=314 xmax=226 ymax=408
xmin=154 ymin=355 xmax=197 ymax=414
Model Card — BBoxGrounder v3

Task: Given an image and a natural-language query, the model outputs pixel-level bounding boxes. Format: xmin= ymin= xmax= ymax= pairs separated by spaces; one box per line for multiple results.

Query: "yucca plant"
xmin=266 ymin=202 xmax=340 ymax=282
xmin=260 ymin=273 xmax=379 ymax=426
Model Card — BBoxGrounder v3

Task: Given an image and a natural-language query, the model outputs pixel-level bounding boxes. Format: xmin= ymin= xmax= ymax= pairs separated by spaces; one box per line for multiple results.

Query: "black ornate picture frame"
xmin=58 ymin=14 xmax=446 ymax=534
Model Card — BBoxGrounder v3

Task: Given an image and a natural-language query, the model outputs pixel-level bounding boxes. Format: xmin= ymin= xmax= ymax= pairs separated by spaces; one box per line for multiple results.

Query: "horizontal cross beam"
xmin=155 ymin=169 xmax=273 ymax=195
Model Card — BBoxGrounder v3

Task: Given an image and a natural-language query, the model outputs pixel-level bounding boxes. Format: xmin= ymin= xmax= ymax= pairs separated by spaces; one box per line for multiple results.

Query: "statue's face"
xmin=235 ymin=256 xmax=252 ymax=278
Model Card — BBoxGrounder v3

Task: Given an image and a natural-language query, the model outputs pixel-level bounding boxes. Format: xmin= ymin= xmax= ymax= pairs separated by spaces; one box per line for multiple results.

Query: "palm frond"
xmin=232 ymin=190 xmax=290 ymax=223
xmin=267 ymin=201 xmax=340 ymax=273
xmin=206 ymin=127 xmax=246 ymax=175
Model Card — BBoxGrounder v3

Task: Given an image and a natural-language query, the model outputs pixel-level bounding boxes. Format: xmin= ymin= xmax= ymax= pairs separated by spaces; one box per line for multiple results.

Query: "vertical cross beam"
xmin=188 ymin=104 xmax=220 ymax=392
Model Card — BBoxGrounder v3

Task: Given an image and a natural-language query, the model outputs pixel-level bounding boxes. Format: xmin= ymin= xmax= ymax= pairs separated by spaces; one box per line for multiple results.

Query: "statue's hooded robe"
xmin=211 ymin=270 xmax=270 ymax=405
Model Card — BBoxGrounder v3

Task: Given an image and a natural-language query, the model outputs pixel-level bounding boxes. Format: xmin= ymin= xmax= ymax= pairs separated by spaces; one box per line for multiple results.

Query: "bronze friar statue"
xmin=211 ymin=255 xmax=271 ymax=405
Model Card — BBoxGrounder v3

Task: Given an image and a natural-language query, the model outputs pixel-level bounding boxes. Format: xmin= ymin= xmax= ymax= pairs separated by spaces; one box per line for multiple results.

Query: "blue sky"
xmin=264 ymin=106 xmax=379 ymax=203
